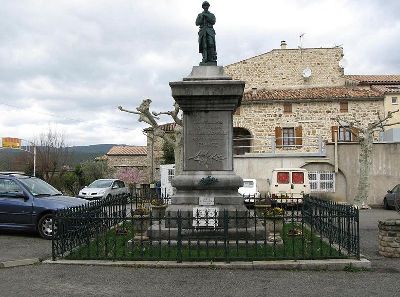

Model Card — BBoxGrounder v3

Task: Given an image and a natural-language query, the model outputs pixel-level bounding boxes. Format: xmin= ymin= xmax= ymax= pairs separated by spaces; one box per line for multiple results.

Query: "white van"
xmin=270 ymin=168 xmax=310 ymax=203
xmin=238 ymin=179 xmax=260 ymax=205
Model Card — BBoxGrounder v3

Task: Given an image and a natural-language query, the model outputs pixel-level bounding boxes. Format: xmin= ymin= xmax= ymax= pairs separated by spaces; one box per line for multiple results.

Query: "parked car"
xmin=270 ymin=168 xmax=311 ymax=204
xmin=238 ymin=179 xmax=260 ymax=206
xmin=0 ymin=173 xmax=87 ymax=239
xmin=77 ymin=179 xmax=129 ymax=200
xmin=383 ymin=184 xmax=400 ymax=210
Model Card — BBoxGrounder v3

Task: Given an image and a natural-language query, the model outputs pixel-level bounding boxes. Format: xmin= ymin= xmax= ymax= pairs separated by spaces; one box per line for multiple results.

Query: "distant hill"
xmin=0 ymin=144 xmax=124 ymax=170
xmin=69 ymin=144 xmax=123 ymax=165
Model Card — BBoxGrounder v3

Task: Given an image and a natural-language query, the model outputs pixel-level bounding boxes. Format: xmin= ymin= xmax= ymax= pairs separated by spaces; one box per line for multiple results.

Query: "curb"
xmin=0 ymin=258 xmax=41 ymax=269
xmin=42 ymin=258 xmax=371 ymax=271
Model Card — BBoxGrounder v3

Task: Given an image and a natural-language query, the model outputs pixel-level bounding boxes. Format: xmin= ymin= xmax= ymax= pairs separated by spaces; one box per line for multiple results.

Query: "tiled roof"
xmin=346 ymin=75 xmax=400 ymax=84
xmin=243 ymin=86 xmax=383 ymax=102
xmin=371 ymin=85 xmax=400 ymax=94
xmin=107 ymin=146 xmax=147 ymax=156
xmin=144 ymin=123 xmax=176 ymax=132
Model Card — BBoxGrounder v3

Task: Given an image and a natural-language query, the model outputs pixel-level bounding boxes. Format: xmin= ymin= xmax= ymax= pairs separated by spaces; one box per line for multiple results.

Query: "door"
xmin=291 ymin=171 xmax=305 ymax=198
xmin=0 ymin=178 xmax=33 ymax=226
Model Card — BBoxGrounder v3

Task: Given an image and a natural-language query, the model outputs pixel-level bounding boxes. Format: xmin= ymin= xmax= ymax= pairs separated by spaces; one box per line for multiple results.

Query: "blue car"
xmin=0 ymin=173 xmax=87 ymax=239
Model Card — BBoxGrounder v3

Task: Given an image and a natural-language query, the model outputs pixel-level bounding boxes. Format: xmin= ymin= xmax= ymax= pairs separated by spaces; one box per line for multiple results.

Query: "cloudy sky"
xmin=0 ymin=0 xmax=399 ymax=146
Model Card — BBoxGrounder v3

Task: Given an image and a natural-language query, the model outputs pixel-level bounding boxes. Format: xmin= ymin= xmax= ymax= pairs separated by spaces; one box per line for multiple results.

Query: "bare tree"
xmin=35 ymin=129 xmax=70 ymax=183
xmin=336 ymin=109 xmax=400 ymax=207
xmin=118 ymin=99 xmax=183 ymax=174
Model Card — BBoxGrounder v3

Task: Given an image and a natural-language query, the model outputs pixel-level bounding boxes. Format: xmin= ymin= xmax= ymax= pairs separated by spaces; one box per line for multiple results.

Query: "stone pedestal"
xmin=378 ymin=219 xmax=400 ymax=258
xmin=163 ymin=66 xmax=247 ymax=229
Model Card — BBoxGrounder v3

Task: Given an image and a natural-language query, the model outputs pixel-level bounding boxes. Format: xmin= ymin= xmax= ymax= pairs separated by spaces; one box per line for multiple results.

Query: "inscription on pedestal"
xmin=184 ymin=111 xmax=232 ymax=171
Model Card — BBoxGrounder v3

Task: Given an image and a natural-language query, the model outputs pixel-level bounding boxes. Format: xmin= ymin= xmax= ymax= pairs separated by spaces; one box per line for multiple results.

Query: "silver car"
xmin=78 ymin=179 xmax=128 ymax=200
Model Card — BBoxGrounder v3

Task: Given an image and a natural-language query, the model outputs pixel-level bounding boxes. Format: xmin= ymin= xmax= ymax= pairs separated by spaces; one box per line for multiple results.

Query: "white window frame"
xmin=392 ymin=97 xmax=398 ymax=105
xmin=308 ymin=171 xmax=335 ymax=192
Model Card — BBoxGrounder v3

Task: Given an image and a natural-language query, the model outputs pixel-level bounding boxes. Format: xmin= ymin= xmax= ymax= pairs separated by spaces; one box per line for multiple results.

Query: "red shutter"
xmin=275 ymin=127 xmax=282 ymax=148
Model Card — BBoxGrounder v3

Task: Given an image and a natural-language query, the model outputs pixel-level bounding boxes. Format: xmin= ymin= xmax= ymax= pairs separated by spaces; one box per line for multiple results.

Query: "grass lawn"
xmin=63 ymin=221 xmax=346 ymax=262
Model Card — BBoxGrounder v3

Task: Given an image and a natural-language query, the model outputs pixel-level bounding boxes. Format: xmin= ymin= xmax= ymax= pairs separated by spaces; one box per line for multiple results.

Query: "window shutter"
xmin=331 ymin=126 xmax=338 ymax=142
xmin=275 ymin=127 xmax=282 ymax=148
xmin=295 ymin=126 xmax=303 ymax=146
xmin=351 ymin=127 xmax=359 ymax=141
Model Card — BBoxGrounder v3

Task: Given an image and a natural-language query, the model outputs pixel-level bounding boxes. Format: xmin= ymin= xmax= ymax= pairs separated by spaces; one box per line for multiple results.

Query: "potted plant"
xmin=254 ymin=195 xmax=272 ymax=217
xmin=262 ymin=207 xmax=285 ymax=234
xmin=131 ymin=206 xmax=151 ymax=234
xmin=151 ymin=198 xmax=167 ymax=219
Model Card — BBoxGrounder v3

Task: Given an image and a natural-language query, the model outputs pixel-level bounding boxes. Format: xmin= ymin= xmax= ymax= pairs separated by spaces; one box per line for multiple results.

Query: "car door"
xmin=0 ymin=178 xmax=34 ymax=226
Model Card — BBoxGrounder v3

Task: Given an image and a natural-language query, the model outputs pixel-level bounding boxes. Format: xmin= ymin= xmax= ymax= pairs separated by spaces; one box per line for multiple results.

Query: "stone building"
xmin=105 ymin=145 xmax=148 ymax=183
xmin=136 ymin=43 xmax=400 ymax=204
xmin=224 ymin=43 xmax=400 ymax=204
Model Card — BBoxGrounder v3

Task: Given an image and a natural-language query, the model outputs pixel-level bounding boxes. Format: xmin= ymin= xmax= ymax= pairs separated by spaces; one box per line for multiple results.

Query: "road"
xmin=0 ymin=208 xmax=399 ymax=297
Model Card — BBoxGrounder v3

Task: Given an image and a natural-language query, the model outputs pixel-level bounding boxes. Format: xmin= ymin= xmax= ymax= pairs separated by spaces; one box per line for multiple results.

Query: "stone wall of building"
xmin=107 ymin=155 xmax=149 ymax=184
xmin=384 ymin=94 xmax=400 ymax=128
xmin=379 ymin=220 xmax=400 ymax=258
xmin=234 ymin=99 xmax=383 ymax=153
xmin=225 ymin=47 xmax=345 ymax=90
xmin=107 ymin=155 xmax=148 ymax=168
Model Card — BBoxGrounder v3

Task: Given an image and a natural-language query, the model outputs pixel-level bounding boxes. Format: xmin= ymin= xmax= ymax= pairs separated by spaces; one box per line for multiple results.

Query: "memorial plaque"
xmin=193 ymin=206 xmax=219 ymax=228
xmin=184 ymin=111 xmax=232 ymax=171
xmin=199 ymin=195 xmax=214 ymax=206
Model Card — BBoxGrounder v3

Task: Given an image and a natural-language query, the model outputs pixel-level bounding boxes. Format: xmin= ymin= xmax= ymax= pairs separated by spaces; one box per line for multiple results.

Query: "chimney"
xmin=280 ymin=40 xmax=287 ymax=49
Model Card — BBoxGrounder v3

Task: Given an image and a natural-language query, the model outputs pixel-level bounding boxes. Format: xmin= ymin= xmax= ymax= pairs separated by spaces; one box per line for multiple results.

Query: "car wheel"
xmin=383 ymin=198 xmax=390 ymax=210
xmin=37 ymin=214 xmax=55 ymax=240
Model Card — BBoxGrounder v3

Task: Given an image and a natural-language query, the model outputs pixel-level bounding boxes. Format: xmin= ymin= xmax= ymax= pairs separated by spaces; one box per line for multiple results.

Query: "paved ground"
xmin=0 ymin=264 xmax=399 ymax=297
xmin=1 ymin=208 xmax=399 ymax=296
xmin=0 ymin=229 xmax=51 ymax=262
xmin=358 ymin=208 xmax=400 ymax=272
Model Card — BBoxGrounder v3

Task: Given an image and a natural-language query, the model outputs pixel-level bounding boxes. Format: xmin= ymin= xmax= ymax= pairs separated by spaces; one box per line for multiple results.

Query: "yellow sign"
xmin=2 ymin=137 xmax=21 ymax=149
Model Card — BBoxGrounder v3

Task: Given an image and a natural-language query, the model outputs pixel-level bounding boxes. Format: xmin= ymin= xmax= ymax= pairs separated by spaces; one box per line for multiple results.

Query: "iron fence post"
xmin=177 ymin=211 xmax=182 ymax=263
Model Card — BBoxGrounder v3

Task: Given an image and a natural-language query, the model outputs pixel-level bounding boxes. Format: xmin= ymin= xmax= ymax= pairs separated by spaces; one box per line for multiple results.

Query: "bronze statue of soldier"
xmin=196 ymin=1 xmax=217 ymax=65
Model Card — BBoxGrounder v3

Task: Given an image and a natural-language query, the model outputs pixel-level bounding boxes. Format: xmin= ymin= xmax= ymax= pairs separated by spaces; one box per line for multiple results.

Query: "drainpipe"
xmin=334 ymin=131 xmax=338 ymax=173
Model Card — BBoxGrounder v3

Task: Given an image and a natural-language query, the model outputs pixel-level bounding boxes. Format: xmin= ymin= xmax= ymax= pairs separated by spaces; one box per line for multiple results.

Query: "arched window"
xmin=233 ymin=127 xmax=252 ymax=155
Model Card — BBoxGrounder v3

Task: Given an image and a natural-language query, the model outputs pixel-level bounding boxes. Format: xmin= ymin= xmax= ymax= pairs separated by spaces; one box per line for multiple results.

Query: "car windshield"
xmin=243 ymin=181 xmax=254 ymax=188
xmin=19 ymin=177 xmax=62 ymax=197
xmin=88 ymin=180 xmax=113 ymax=188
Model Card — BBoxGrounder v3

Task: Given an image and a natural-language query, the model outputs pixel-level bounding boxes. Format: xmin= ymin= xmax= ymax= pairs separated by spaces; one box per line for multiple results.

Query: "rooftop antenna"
xmin=299 ymin=33 xmax=306 ymax=48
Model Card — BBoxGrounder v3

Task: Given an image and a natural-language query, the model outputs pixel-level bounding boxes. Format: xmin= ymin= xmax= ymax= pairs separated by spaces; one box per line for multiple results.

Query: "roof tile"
xmin=243 ymin=86 xmax=383 ymax=102
xmin=107 ymin=146 xmax=147 ymax=156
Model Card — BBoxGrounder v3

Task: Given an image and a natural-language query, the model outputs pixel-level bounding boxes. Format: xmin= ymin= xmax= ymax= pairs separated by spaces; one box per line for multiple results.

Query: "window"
xmin=0 ymin=179 xmax=22 ymax=195
xmin=332 ymin=126 xmax=357 ymax=142
xmin=275 ymin=126 xmax=303 ymax=148
xmin=277 ymin=172 xmax=290 ymax=184
xmin=340 ymin=101 xmax=348 ymax=112
xmin=292 ymin=172 xmax=304 ymax=184
xmin=233 ymin=127 xmax=252 ymax=155
xmin=338 ymin=126 xmax=352 ymax=142
xmin=167 ymin=168 xmax=175 ymax=183
xmin=283 ymin=103 xmax=292 ymax=113
xmin=392 ymin=97 xmax=398 ymax=105
xmin=308 ymin=171 xmax=335 ymax=192
xmin=283 ymin=127 xmax=295 ymax=146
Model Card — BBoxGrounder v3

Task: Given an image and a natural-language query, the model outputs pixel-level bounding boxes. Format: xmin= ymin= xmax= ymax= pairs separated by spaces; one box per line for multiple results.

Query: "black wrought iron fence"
xmin=52 ymin=195 xmax=359 ymax=262
xmin=302 ymin=197 xmax=360 ymax=257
